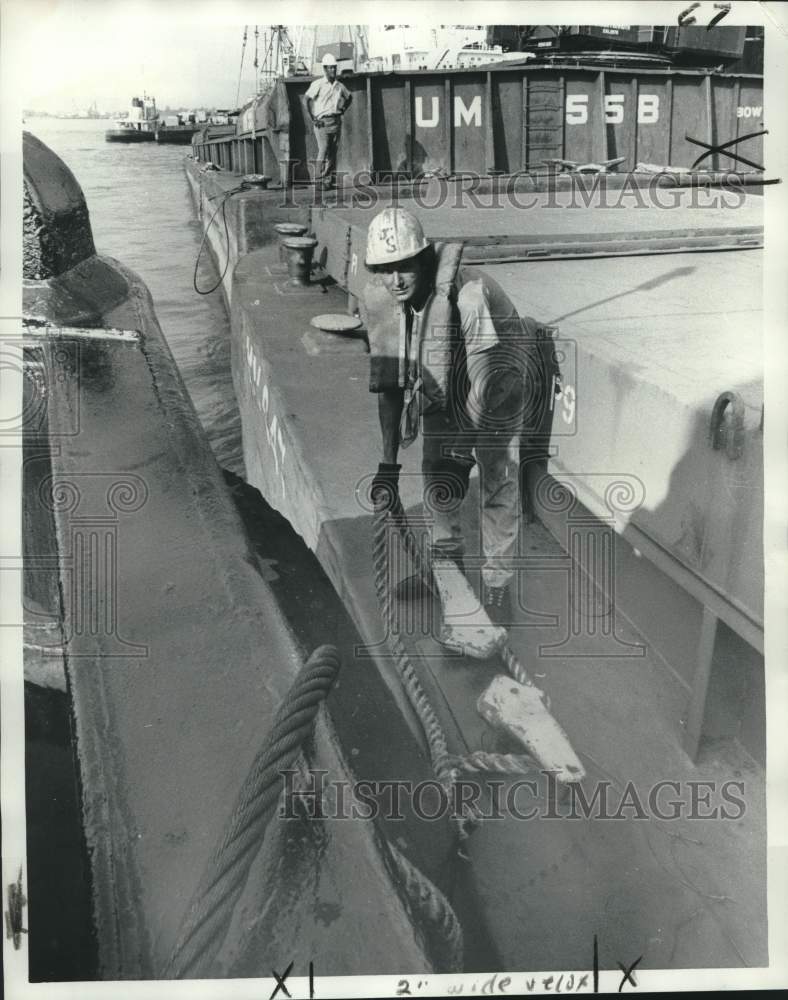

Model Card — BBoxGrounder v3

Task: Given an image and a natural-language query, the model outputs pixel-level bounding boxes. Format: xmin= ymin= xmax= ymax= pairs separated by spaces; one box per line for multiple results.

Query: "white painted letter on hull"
xmin=454 ymin=95 xmax=482 ymax=127
xmin=415 ymin=96 xmax=440 ymax=128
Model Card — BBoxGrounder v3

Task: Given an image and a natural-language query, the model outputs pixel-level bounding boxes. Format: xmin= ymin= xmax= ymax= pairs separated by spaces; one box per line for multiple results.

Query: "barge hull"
xmin=104 ymin=130 xmax=155 ymax=142
xmin=192 ymin=65 xmax=765 ymax=184
xmin=22 ymin=134 xmax=440 ymax=979
xmin=156 ymin=128 xmax=200 ymax=145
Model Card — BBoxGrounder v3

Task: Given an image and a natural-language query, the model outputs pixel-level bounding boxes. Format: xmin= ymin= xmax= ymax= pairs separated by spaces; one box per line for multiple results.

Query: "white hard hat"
xmin=366 ymin=208 xmax=429 ymax=267
xmin=321 ymin=53 xmax=337 ymax=67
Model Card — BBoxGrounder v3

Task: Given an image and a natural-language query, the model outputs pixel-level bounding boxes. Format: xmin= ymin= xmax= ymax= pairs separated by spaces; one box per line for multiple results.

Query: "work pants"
xmin=421 ymin=351 xmax=524 ymax=589
xmin=313 ymin=119 xmax=341 ymax=184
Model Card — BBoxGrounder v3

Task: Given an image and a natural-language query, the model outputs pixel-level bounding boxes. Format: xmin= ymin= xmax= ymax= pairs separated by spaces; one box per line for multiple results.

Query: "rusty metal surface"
xmin=23 ymin=132 xmax=96 ymax=279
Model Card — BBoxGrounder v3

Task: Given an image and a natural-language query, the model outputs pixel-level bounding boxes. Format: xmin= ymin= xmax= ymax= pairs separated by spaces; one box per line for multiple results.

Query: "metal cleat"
xmin=478 ymin=675 xmax=585 ymax=785
xmin=541 ymin=158 xmax=577 ymax=171
xmin=431 ymin=558 xmax=506 ymax=660
xmin=542 ymin=157 xmax=625 ymax=174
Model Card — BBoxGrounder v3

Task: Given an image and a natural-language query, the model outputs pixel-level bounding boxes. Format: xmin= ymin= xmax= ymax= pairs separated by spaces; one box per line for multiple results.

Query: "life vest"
xmin=362 ymin=241 xmax=464 ymax=445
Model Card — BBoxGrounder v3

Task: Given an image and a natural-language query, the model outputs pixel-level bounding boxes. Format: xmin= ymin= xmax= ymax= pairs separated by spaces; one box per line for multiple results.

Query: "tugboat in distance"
xmin=156 ymin=111 xmax=203 ymax=145
xmin=105 ymin=95 xmax=158 ymax=142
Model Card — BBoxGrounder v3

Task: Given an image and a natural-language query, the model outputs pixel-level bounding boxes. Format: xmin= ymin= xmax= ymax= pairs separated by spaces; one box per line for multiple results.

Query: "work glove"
xmin=425 ymin=453 xmax=474 ymax=513
xmin=442 ymin=452 xmax=475 ymax=495
xmin=370 ymin=462 xmax=401 ymax=511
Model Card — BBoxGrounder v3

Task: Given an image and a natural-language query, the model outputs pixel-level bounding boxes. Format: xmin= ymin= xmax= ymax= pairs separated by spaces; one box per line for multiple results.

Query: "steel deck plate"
xmin=328 ymin=186 xmax=762 ymax=240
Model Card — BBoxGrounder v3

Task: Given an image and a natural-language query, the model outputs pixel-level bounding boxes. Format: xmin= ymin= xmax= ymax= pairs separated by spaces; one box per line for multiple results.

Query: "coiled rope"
xmin=163 ymin=644 xmax=341 ymax=979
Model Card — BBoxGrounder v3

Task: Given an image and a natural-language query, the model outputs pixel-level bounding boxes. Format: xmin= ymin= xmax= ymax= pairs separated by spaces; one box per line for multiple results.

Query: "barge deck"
xmin=184 ymin=158 xmax=766 ymax=971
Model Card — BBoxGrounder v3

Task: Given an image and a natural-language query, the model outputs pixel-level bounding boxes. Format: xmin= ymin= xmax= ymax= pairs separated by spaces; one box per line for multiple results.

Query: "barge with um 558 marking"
xmin=183 ymin=32 xmax=770 ymax=978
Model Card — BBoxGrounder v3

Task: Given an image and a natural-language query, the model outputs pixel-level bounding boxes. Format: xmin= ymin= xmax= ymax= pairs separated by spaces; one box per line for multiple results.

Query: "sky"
xmin=10 ymin=1 xmax=376 ymax=114
xmin=8 ymin=0 xmax=474 ymax=115
xmin=14 ymin=3 xmax=274 ymax=113
xmin=8 ymin=0 xmax=775 ymax=114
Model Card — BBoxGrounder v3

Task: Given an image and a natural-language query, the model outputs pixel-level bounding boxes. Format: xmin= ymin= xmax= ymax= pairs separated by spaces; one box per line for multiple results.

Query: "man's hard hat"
xmin=321 ymin=53 xmax=337 ymax=67
xmin=366 ymin=208 xmax=429 ymax=267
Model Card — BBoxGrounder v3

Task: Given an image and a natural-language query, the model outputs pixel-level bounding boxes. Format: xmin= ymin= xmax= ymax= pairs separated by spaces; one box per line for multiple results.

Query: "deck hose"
xmin=192 ymin=181 xmax=249 ymax=296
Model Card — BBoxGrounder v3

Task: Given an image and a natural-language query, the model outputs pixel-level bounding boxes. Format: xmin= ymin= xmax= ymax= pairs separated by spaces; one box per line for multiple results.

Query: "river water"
xmin=26 ymin=117 xmax=245 ymax=476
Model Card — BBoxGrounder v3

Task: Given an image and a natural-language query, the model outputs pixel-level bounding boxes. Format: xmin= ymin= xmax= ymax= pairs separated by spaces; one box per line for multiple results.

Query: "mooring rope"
xmin=447 ymin=750 xmax=538 ymax=776
xmin=162 ymin=636 xmax=468 ymax=976
xmin=162 ymin=644 xmax=341 ymax=979
xmin=371 ymin=495 xmax=543 ymax=851
xmin=372 ymin=505 xmax=482 ymax=845
xmin=163 ymin=500 xmax=540 ymax=977
xmin=386 ymin=841 xmax=464 ymax=972
xmin=389 ymin=495 xmax=545 ymax=697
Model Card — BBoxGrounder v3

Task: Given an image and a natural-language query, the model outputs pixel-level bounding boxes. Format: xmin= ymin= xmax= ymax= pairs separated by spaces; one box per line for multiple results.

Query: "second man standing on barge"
xmin=304 ymin=53 xmax=352 ymax=189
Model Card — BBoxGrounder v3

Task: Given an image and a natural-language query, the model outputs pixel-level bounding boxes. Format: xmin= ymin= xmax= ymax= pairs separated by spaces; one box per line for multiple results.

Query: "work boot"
xmin=394 ymin=554 xmax=466 ymax=602
xmin=483 ymin=582 xmax=512 ymax=626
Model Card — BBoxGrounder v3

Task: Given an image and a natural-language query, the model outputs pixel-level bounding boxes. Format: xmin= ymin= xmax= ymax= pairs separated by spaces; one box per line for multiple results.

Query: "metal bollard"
xmin=274 ymin=223 xmax=308 ymax=264
xmin=281 ymin=235 xmax=318 ymax=286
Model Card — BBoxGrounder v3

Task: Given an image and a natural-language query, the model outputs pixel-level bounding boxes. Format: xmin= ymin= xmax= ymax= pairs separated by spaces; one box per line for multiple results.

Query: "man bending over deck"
xmin=362 ymin=207 xmax=540 ymax=628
